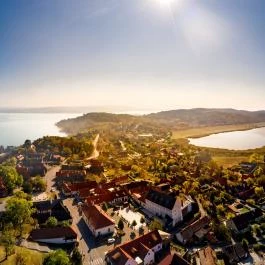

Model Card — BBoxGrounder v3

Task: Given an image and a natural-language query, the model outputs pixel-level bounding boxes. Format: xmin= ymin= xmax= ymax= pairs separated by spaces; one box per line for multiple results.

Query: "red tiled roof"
xmin=198 ymin=246 xmax=217 ymax=265
xmin=106 ymin=230 xmax=162 ymax=264
xmin=158 ymin=253 xmax=191 ymax=265
xmin=179 ymin=216 xmax=210 ymax=242
xmin=82 ymin=204 xmax=115 ymax=229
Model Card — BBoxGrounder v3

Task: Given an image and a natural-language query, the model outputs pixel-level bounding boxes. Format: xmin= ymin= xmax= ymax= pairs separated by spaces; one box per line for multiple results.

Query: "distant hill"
xmin=56 ymin=108 xmax=265 ymax=134
xmin=146 ymin=108 xmax=265 ymax=126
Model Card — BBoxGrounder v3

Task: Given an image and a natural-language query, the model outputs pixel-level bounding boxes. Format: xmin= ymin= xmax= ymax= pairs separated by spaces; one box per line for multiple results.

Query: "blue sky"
xmin=1 ymin=0 xmax=265 ymax=110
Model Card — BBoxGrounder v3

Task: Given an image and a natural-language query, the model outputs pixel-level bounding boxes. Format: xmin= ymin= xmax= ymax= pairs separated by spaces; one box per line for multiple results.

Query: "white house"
xmin=144 ymin=189 xmax=183 ymax=226
xmin=106 ymin=230 xmax=163 ymax=265
xmin=82 ymin=204 xmax=115 ymax=237
xmin=30 ymin=227 xmax=77 ymax=244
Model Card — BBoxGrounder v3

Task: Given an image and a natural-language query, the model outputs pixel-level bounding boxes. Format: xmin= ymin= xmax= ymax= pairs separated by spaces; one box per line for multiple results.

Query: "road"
xmin=86 ymin=134 xmax=100 ymax=161
xmin=64 ymin=198 xmax=109 ymax=265
xmin=44 ymin=165 xmax=61 ymax=193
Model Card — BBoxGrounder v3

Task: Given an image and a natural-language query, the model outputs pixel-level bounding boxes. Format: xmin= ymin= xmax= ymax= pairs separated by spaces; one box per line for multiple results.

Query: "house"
xmin=30 ymin=226 xmax=77 ymax=244
xmin=225 ymin=209 xmax=263 ymax=233
xmin=32 ymin=199 xmax=72 ymax=224
xmin=176 ymin=216 xmax=210 ymax=245
xmin=197 ymin=246 xmax=218 ymax=265
xmin=56 ymin=169 xmax=86 ymax=182
xmin=223 ymin=243 xmax=248 ymax=264
xmin=82 ymin=204 xmax=115 ymax=237
xmin=158 ymin=253 xmax=191 ymax=265
xmin=61 ymin=181 xmax=98 ymax=196
xmin=144 ymin=189 xmax=183 ymax=226
xmin=85 ymin=188 xmax=128 ymax=206
xmin=106 ymin=230 xmax=163 ymax=265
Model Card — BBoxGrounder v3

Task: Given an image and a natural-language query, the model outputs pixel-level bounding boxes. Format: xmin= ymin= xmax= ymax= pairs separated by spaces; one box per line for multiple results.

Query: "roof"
xmin=145 ymin=189 xmax=178 ymax=210
xmin=178 ymin=216 xmax=210 ymax=242
xmin=106 ymin=230 xmax=162 ymax=265
xmin=230 ymin=209 xmax=263 ymax=231
xmin=82 ymin=204 xmax=115 ymax=229
xmin=158 ymin=253 xmax=191 ymax=265
xmin=198 ymin=246 xmax=217 ymax=265
xmin=33 ymin=200 xmax=72 ymax=223
xmin=30 ymin=227 xmax=77 ymax=240
xmin=223 ymin=243 xmax=247 ymax=262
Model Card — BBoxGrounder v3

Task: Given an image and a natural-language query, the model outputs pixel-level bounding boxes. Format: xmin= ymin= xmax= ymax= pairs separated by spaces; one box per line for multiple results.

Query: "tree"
xmin=43 ymin=249 xmax=71 ymax=265
xmin=140 ymin=217 xmax=145 ymax=224
xmin=71 ymin=247 xmax=82 ymax=265
xmin=131 ymin=220 xmax=137 ymax=228
xmin=118 ymin=218 xmax=124 ymax=231
xmin=31 ymin=176 xmax=46 ymax=192
xmin=101 ymin=202 xmax=108 ymax=212
xmin=0 ymin=165 xmax=23 ymax=193
xmin=5 ymin=196 xmax=35 ymax=234
xmin=242 ymin=238 xmax=249 ymax=252
xmin=149 ymin=219 xmax=163 ymax=231
xmin=46 ymin=216 xmax=58 ymax=227
xmin=212 ymin=222 xmax=231 ymax=242
xmin=0 ymin=229 xmax=15 ymax=260
xmin=22 ymin=182 xmax=33 ymax=194
xmin=255 ymin=186 xmax=265 ymax=199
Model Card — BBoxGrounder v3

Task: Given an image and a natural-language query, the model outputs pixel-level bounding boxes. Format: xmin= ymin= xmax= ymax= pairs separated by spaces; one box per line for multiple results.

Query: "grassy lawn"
xmin=212 ymin=155 xmax=247 ymax=168
xmin=0 ymin=246 xmax=45 ymax=265
xmin=172 ymin=122 xmax=265 ymax=139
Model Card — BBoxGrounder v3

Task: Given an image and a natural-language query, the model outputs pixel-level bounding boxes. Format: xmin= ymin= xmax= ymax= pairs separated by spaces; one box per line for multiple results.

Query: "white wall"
xmin=35 ymin=237 xmax=76 ymax=244
xmin=95 ymin=224 xmax=115 ymax=237
xmin=144 ymin=250 xmax=155 ymax=265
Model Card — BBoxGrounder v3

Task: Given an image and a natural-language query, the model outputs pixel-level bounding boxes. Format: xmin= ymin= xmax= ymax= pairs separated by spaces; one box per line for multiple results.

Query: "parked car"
xmin=107 ymin=238 xmax=115 ymax=244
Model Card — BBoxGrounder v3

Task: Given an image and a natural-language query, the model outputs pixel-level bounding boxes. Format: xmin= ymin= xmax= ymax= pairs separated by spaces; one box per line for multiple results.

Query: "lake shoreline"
xmin=172 ymin=122 xmax=265 ymax=139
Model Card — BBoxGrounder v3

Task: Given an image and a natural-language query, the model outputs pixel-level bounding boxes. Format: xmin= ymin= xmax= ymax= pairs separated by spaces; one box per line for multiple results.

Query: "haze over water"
xmin=189 ymin=127 xmax=265 ymax=150
xmin=0 ymin=113 xmax=80 ymax=147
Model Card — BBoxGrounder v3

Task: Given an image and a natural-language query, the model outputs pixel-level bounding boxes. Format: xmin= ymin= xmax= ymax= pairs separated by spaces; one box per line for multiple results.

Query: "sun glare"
xmin=158 ymin=0 xmax=174 ymax=6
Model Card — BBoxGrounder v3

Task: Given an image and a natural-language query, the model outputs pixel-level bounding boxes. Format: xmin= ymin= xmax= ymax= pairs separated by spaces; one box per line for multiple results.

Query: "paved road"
xmin=64 ymin=198 xmax=109 ymax=265
xmin=44 ymin=165 xmax=61 ymax=193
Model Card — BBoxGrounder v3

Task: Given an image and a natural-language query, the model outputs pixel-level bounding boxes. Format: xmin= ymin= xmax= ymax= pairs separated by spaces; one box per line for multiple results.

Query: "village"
xmin=0 ymin=127 xmax=264 ymax=265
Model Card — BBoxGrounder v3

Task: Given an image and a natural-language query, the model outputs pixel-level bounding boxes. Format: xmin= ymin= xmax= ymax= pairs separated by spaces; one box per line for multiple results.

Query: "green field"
xmin=0 ymin=246 xmax=45 ymax=265
xmin=212 ymin=156 xmax=248 ymax=168
xmin=172 ymin=122 xmax=265 ymax=139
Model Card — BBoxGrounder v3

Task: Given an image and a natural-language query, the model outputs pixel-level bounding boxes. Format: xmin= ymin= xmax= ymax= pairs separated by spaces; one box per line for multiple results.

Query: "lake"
xmin=189 ymin=127 xmax=265 ymax=150
xmin=0 ymin=113 xmax=81 ymax=147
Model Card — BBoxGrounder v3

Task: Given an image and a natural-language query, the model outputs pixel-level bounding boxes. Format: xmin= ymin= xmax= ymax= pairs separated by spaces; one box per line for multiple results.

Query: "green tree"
xmin=131 ymin=220 xmax=137 ymax=228
xmin=5 ymin=196 xmax=35 ymax=234
xmin=212 ymin=222 xmax=231 ymax=242
xmin=255 ymin=186 xmax=264 ymax=199
xmin=0 ymin=165 xmax=23 ymax=193
xmin=46 ymin=216 xmax=58 ymax=227
xmin=0 ymin=229 xmax=15 ymax=260
xmin=71 ymin=247 xmax=82 ymax=265
xmin=118 ymin=218 xmax=124 ymax=231
xmin=22 ymin=182 xmax=33 ymax=194
xmin=242 ymin=238 xmax=249 ymax=252
xmin=31 ymin=176 xmax=46 ymax=192
xmin=149 ymin=219 xmax=163 ymax=231
xmin=43 ymin=249 xmax=71 ymax=265
xmin=101 ymin=202 xmax=108 ymax=212
xmin=140 ymin=217 xmax=145 ymax=224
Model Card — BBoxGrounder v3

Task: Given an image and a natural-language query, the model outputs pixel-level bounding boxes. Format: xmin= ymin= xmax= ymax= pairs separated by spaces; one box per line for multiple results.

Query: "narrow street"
xmin=44 ymin=165 xmax=61 ymax=193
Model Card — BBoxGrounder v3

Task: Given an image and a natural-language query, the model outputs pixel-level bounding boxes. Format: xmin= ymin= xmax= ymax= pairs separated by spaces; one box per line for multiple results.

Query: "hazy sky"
xmin=1 ymin=0 xmax=265 ymax=111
